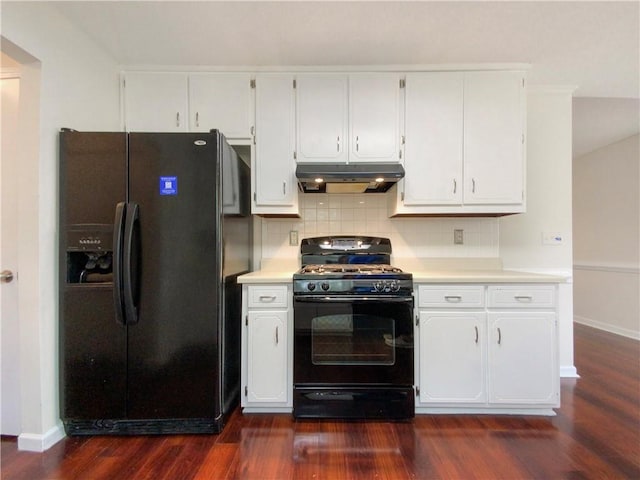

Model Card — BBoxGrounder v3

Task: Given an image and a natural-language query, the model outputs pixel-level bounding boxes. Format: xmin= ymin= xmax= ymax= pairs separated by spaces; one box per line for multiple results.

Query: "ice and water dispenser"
xmin=65 ymin=226 xmax=113 ymax=284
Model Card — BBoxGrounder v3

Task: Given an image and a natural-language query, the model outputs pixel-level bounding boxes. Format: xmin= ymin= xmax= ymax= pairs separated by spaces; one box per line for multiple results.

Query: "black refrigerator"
xmin=59 ymin=130 xmax=251 ymax=435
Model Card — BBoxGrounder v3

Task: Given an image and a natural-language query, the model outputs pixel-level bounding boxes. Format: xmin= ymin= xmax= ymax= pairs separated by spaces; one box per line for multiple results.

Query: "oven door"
xmin=293 ymin=295 xmax=414 ymax=386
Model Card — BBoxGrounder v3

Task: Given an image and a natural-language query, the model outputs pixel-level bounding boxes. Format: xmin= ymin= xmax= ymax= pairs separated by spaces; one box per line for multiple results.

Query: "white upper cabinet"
xmin=123 ymin=71 xmax=252 ymax=139
xmin=390 ymin=70 xmax=526 ymax=216
xmin=253 ymin=74 xmax=299 ymax=215
xmin=295 ymin=73 xmax=401 ymax=164
xmin=123 ymin=72 xmax=188 ymax=132
xmin=403 ymin=72 xmax=464 ymax=205
xmin=463 ymin=71 xmax=525 ymax=205
xmin=188 ymin=73 xmax=253 ymax=138
xmin=296 ymin=74 xmax=348 ymax=163
xmin=122 ymin=68 xmax=527 ymax=217
xmin=349 ymin=73 xmax=401 ymax=163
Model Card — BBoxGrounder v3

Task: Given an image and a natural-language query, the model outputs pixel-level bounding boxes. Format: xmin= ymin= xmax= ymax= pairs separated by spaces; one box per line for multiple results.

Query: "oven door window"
xmin=311 ymin=314 xmax=395 ymax=365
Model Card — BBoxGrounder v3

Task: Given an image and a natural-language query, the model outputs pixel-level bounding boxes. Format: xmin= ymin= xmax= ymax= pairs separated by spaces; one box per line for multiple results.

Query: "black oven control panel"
xmin=293 ymin=277 xmax=413 ymax=296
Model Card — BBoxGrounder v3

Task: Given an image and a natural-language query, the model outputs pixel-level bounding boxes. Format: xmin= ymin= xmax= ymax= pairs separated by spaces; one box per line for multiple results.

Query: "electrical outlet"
xmin=289 ymin=230 xmax=299 ymax=246
xmin=454 ymin=229 xmax=464 ymax=245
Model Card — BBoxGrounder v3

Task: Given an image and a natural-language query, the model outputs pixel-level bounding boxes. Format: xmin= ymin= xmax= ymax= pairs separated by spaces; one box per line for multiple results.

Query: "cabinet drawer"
xmin=418 ymin=285 xmax=485 ymax=308
xmin=487 ymin=286 xmax=556 ymax=308
xmin=247 ymin=285 xmax=289 ymax=308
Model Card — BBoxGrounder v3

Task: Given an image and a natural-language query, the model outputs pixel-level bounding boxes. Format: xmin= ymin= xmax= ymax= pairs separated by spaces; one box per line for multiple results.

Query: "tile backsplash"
xmin=259 ymin=193 xmax=499 ymax=265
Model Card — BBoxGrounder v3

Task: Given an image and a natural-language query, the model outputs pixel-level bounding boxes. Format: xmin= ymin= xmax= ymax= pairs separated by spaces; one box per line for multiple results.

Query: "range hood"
xmin=295 ymin=163 xmax=405 ymax=194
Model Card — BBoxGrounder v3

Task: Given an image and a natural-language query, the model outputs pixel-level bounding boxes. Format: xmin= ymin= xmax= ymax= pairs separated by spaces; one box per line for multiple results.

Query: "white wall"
xmin=500 ymin=88 xmax=575 ymax=376
xmin=1 ymin=2 xmax=120 ymax=451
xmin=573 ymin=134 xmax=640 ymax=338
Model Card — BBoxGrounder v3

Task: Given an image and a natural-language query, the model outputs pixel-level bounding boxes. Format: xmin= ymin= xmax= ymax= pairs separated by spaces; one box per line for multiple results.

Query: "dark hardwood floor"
xmin=2 ymin=323 xmax=639 ymax=479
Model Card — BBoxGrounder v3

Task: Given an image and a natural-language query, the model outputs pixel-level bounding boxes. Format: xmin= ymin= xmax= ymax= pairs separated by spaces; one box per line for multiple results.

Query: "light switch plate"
xmin=289 ymin=230 xmax=299 ymax=246
xmin=542 ymin=232 xmax=564 ymax=245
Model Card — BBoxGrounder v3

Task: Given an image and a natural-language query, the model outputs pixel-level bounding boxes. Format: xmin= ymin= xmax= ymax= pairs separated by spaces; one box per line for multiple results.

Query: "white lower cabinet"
xmin=416 ymin=284 xmax=559 ymax=415
xmin=488 ymin=314 xmax=558 ymax=405
xmin=419 ymin=311 xmax=486 ymax=403
xmin=241 ymin=284 xmax=292 ymax=412
xmin=246 ymin=310 xmax=288 ymax=404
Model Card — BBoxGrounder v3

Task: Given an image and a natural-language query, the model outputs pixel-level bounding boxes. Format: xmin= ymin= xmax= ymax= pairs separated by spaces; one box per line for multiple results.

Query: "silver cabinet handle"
xmin=453 ymin=179 xmax=457 ymax=194
xmin=1 ymin=270 xmax=13 ymax=283
xmin=337 ymin=136 xmax=340 ymax=152
xmin=176 ymin=112 xmax=180 ymax=127
xmin=514 ymin=295 xmax=533 ymax=302
xmin=356 ymin=135 xmax=359 ymax=152
xmin=275 ymin=326 xmax=279 ymax=345
xmin=195 ymin=112 xmax=199 ymax=127
xmin=259 ymin=295 xmax=276 ymax=302
xmin=472 ymin=178 xmax=476 ymax=193
xmin=474 ymin=326 xmax=479 ymax=344
xmin=497 ymin=327 xmax=502 ymax=345
xmin=283 ymin=182 xmax=287 ymax=195
xmin=444 ymin=295 xmax=462 ymax=302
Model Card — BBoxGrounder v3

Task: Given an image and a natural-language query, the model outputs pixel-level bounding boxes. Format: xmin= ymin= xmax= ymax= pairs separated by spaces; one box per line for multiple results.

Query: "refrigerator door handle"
xmin=113 ymin=202 xmax=127 ymax=325
xmin=123 ymin=202 xmax=140 ymax=325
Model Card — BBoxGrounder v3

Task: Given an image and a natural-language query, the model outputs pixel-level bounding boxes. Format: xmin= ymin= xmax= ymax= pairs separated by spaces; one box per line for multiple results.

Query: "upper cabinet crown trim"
xmin=120 ymin=63 xmax=531 ymax=74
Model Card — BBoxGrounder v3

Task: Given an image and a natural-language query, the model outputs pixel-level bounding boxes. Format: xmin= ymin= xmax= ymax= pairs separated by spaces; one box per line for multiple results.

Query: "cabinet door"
xmin=349 ymin=73 xmax=401 ymax=163
xmin=488 ymin=313 xmax=558 ymax=405
xmin=419 ymin=311 xmax=486 ymax=404
xmin=124 ymin=72 xmax=188 ymax=132
xmin=463 ymin=71 xmax=525 ymax=205
xmin=247 ymin=310 xmax=288 ymax=404
xmin=403 ymin=72 xmax=463 ymax=205
xmin=254 ymin=74 xmax=298 ymax=210
xmin=188 ymin=73 xmax=253 ymax=138
xmin=296 ymin=74 xmax=348 ymax=163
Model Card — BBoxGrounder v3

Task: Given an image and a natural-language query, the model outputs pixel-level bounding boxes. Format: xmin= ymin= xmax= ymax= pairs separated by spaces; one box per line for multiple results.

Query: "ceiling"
xmin=17 ymin=2 xmax=640 ymax=156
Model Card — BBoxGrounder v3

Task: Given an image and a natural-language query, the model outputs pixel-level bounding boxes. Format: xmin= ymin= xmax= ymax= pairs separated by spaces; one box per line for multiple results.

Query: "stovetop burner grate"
xmin=299 ymin=264 xmax=404 ymax=275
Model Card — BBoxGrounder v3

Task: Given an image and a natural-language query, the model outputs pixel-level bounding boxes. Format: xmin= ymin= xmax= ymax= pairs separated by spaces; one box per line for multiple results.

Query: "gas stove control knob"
xmin=373 ymin=281 xmax=384 ymax=292
xmin=383 ymin=282 xmax=392 ymax=293
xmin=321 ymin=282 xmax=330 ymax=291
xmin=390 ymin=280 xmax=400 ymax=292
xmin=307 ymin=282 xmax=316 ymax=292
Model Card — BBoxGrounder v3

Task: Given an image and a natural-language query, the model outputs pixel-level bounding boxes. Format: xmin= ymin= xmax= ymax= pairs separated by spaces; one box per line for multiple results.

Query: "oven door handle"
xmin=294 ymin=295 xmax=414 ymax=304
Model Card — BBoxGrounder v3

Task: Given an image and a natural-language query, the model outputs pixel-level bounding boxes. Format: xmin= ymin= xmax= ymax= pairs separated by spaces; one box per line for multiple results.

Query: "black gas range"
xmin=293 ymin=236 xmax=412 ymax=295
xmin=292 ymin=236 xmax=415 ymax=420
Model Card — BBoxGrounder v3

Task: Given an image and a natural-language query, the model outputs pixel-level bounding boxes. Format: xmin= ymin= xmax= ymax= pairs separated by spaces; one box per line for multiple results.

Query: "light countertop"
xmin=410 ymin=269 xmax=568 ymax=283
xmin=238 ymin=269 xmax=297 ymax=284
xmin=238 ymin=256 xmax=569 ymax=284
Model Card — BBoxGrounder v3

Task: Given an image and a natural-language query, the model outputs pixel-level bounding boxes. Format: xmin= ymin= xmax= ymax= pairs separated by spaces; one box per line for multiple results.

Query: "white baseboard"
xmin=18 ymin=423 xmax=65 ymax=452
xmin=575 ymin=315 xmax=640 ymax=340
xmin=560 ymin=365 xmax=580 ymax=378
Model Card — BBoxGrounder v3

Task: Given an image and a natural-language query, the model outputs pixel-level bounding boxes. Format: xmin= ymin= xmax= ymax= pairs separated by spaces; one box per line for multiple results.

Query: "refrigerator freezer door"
xmin=60 ymin=132 xmax=127 ymax=226
xmin=61 ymin=286 xmax=127 ymax=422
xmin=126 ymin=132 xmax=221 ymax=420
xmin=59 ymin=131 xmax=128 ymax=426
